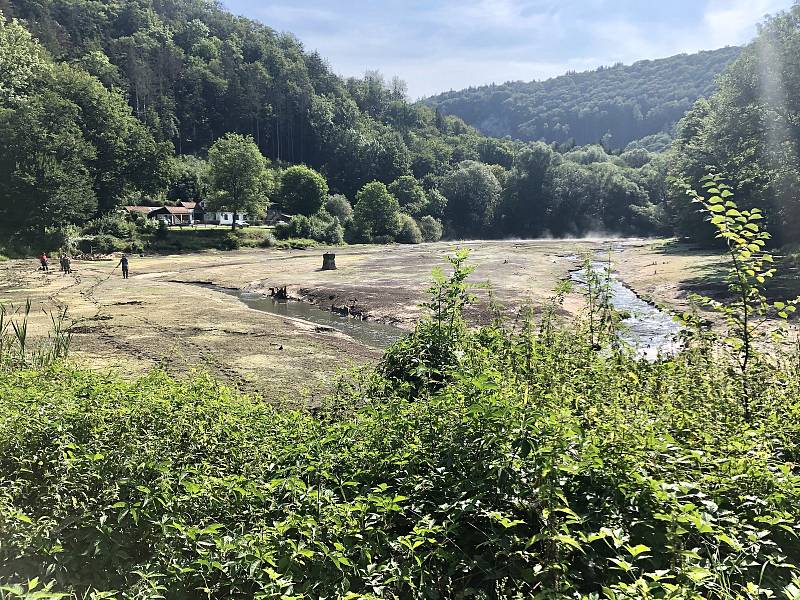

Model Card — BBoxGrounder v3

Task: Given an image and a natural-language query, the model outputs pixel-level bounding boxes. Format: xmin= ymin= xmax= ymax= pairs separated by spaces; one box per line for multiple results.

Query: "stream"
xmin=571 ymin=263 xmax=682 ymax=360
xmin=224 ymin=289 xmax=405 ymax=349
xmin=213 ymin=258 xmax=682 ymax=358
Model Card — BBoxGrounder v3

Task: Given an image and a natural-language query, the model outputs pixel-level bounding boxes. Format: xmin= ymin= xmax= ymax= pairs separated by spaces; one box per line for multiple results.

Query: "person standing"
xmin=39 ymin=252 xmax=49 ymax=272
xmin=118 ymin=254 xmax=129 ymax=279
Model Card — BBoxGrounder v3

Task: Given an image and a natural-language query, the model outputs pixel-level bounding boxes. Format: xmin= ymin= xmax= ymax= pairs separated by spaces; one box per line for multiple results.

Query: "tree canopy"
xmin=426 ymin=48 xmax=741 ymax=150
xmin=278 ymin=165 xmax=329 ymax=216
xmin=668 ymin=5 xmax=800 ymax=245
xmin=206 ymin=133 xmax=270 ymax=228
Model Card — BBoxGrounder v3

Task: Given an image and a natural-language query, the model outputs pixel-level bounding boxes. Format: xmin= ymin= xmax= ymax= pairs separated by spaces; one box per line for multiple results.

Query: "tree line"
xmin=425 ymin=47 xmax=741 ymax=150
xmin=667 ymin=4 xmax=800 ymax=246
xmin=1 ymin=0 xmax=797 ymax=250
xmin=0 ymin=0 xmax=673 ymax=251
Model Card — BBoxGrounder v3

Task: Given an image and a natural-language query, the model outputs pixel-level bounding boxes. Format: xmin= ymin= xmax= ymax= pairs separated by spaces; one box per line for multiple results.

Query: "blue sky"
xmin=221 ymin=0 xmax=796 ymax=99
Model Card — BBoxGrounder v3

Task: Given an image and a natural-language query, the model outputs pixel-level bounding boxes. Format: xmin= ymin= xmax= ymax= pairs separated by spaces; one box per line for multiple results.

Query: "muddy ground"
xmin=0 ymin=239 xmax=741 ymax=401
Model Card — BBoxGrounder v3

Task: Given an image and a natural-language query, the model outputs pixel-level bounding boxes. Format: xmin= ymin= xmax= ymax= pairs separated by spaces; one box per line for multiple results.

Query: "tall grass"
xmin=0 ymin=301 xmax=71 ymax=371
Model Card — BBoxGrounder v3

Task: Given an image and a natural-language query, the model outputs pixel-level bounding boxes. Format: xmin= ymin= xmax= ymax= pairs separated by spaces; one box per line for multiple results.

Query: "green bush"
xmin=78 ymin=234 xmax=124 ymax=254
xmin=324 ymin=194 xmax=353 ymax=224
xmin=418 ymin=215 xmax=443 ymax=242
xmin=0 ymin=253 xmax=799 ymax=598
xmin=82 ymin=213 xmax=135 ymax=239
xmin=155 ymin=220 xmax=169 ymax=240
xmin=396 ymin=213 xmax=422 ymax=244
xmin=275 ymin=212 xmax=343 ymax=245
xmin=219 ymin=231 xmax=242 ymax=250
xmin=258 ymin=231 xmax=277 ymax=248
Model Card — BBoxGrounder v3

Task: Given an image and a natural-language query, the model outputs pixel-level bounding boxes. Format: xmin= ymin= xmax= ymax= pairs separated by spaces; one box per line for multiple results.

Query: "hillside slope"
xmin=425 ymin=48 xmax=741 ymax=150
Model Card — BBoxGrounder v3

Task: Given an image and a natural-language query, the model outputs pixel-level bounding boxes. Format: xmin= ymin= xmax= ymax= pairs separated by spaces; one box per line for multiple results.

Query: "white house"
xmin=203 ymin=211 xmax=255 ymax=226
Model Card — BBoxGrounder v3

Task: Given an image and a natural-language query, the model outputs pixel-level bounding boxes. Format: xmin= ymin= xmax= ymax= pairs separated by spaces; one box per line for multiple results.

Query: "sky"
xmin=221 ymin=0 xmax=796 ymax=99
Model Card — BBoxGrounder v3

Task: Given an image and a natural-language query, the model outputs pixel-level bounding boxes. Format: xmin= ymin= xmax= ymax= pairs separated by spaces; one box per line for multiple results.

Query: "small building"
xmin=178 ymin=201 xmax=202 ymax=221
xmin=149 ymin=205 xmax=194 ymax=226
xmin=203 ymin=211 xmax=255 ymax=226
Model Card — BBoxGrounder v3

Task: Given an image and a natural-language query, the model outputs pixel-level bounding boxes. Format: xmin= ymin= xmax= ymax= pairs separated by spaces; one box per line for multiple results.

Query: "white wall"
xmin=205 ymin=212 xmax=253 ymax=225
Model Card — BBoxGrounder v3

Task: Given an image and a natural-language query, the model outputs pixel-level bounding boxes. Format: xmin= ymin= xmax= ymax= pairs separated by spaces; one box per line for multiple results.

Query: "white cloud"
xmin=703 ymin=0 xmax=791 ymax=46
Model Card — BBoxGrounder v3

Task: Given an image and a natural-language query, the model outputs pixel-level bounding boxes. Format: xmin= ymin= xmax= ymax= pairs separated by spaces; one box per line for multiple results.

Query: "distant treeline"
xmin=0 ymin=0 xmax=798 ymax=249
xmin=425 ymin=48 xmax=741 ymax=151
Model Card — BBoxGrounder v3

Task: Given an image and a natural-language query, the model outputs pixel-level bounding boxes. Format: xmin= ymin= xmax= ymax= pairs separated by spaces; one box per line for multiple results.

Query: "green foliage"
xmin=423 ymin=188 xmax=448 ymax=220
xmin=388 ymin=175 xmax=427 ymax=217
xmin=278 ymin=165 xmax=329 ymax=216
xmin=418 ymin=215 xmax=443 ymax=242
xmin=686 ymin=174 xmax=800 ymax=419
xmin=440 ymin=160 xmax=501 ymax=236
xmin=669 ymin=6 xmax=800 ymax=244
xmin=275 ymin=211 xmax=344 ymax=245
xmin=427 ymin=47 xmax=741 ymax=149
xmin=324 ymin=194 xmax=354 ymax=224
xmin=167 ymin=155 xmax=208 ymax=203
xmin=352 ymin=182 xmax=402 ymax=242
xmin=0 ymin=13 xmax=52 ymax=106
xmin=0 ymin=301 xmax=70 ymax=372
xmin=2 ymin=252 xmax=799 ymax=597
xmin=206 ymin=133 xmax=270 ymax=229
xmin=0 ymin=0 xmax=693 ymax=244
xmin=395 ymin=214 xmax=423 ymax=244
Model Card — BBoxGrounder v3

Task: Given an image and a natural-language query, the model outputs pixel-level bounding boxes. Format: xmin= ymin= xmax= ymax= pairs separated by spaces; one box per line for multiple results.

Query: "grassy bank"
xmin=143 ymin=227 xmax=317 ymax=253
xmin=1 ymin=258 xmax=799 ymax=599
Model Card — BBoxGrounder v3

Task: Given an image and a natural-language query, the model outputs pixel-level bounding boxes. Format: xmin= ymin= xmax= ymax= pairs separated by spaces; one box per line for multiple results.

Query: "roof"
xmin=164 ymin=206 xmax=192 ymax=215
xmin=179 ymin=201 xmax=197 ymax=209
xmin=124 ymin=206 xmax=156 ymax=214
xmin=150 ymin=206 xmax=192 ymax=215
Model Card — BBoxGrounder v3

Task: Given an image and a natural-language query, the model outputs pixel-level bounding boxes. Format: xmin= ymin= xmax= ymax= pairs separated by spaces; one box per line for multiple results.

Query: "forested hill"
xmin=1 ymin=0 xmax=488 ymax=198
xmin=425 ymin=48 xmax=741 ymax=151
xmin=0 ymin=0 xmax=686 ymax=243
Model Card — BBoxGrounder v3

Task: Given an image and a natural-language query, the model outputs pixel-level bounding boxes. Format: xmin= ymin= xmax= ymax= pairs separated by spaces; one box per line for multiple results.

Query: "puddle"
xmin=223 ymin=289 xmax=405 ymax=350
xmin=572 ymin=263 xmax=682 ymax=360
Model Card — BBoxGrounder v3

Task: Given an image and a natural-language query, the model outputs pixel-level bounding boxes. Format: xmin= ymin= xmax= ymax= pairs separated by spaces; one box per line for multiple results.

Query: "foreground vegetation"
xmin=1 ymin=250 xmax=799 ymax=599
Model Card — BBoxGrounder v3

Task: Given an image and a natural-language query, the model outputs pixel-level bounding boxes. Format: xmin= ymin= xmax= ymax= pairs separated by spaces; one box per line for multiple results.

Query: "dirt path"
xmin=0 ymin=239 xmax=739 ymax=399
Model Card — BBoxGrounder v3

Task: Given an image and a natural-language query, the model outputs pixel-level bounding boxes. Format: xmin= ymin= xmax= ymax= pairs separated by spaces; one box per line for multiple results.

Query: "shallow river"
xmin=219 ymin=261 xmax=682 ymax=358
xmin=228 ymin=290 xmax=404 ymax=349
xmin=571 ymin=263 xmax=682 ymax=360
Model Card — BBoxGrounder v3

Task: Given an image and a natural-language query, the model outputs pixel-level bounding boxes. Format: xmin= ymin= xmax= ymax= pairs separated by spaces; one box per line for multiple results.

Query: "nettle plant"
xmin=688 ymin=173 xmax=799 ymax=418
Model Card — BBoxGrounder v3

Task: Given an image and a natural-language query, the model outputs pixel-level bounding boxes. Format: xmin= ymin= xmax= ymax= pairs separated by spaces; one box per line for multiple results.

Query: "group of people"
xmin=38 ymin=252 xmax=130 ymax=278
xmin=39 ymin=253 xmax=72 ymax=274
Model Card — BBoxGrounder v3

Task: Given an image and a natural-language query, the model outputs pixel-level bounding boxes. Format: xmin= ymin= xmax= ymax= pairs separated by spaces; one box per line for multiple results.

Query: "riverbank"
xmin=0 ymin=238 xmax=767 ymax=399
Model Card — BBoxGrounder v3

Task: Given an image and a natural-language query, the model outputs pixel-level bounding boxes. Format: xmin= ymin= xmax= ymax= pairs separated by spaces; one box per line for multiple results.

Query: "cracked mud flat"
xmin=0 ymin=239 xmax=729 ymax=402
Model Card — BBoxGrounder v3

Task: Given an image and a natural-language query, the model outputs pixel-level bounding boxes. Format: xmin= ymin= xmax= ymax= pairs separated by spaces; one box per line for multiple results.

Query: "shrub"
xmin=2 ymin=252 xmax=798 ymax=598
xmin=124 ymin=239 xmax=146 ymax=254
xmin=155 ymin=220 xmax=169 ymax=240
xmin=258 ymin=231 xmax=276 ymax=248
xmin=82 ymin=213 xmax=135 ymax=238
xmin=418 ymin=215 xmax=443 ymax=242
xmin=274 ymin=212 xmax=343 ymax=244
xmin=396 ymin=213 xmax=422 ymax=244
xmin=321 ymin=218 xmax=345 ymax=245
xmin=324 ymin=194 xmax=353 ymax=224
xmin=219 ymin=232 xmax=242 ymax=250
xmin=78 ymin=234 xmax=124 ymax=254
xmin=43 ymin=225 xmax=81 ymax=253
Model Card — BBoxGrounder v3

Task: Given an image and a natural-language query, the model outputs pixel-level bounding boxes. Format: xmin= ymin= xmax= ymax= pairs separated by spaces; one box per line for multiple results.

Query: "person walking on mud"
xmin=117 ymin=254 xmax=129 ymax=279
xmin=60 ymin=254 xmax=72 ymax=274
xmin=39 ymin=252 xmax=49 ymax=272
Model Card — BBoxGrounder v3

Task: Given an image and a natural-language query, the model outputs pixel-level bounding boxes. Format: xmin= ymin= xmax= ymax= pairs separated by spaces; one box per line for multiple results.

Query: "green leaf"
xmin=625 ymin=544 xmax=651 ymax=557
xmin=708 ymin=204 xmax=725 ymax=213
